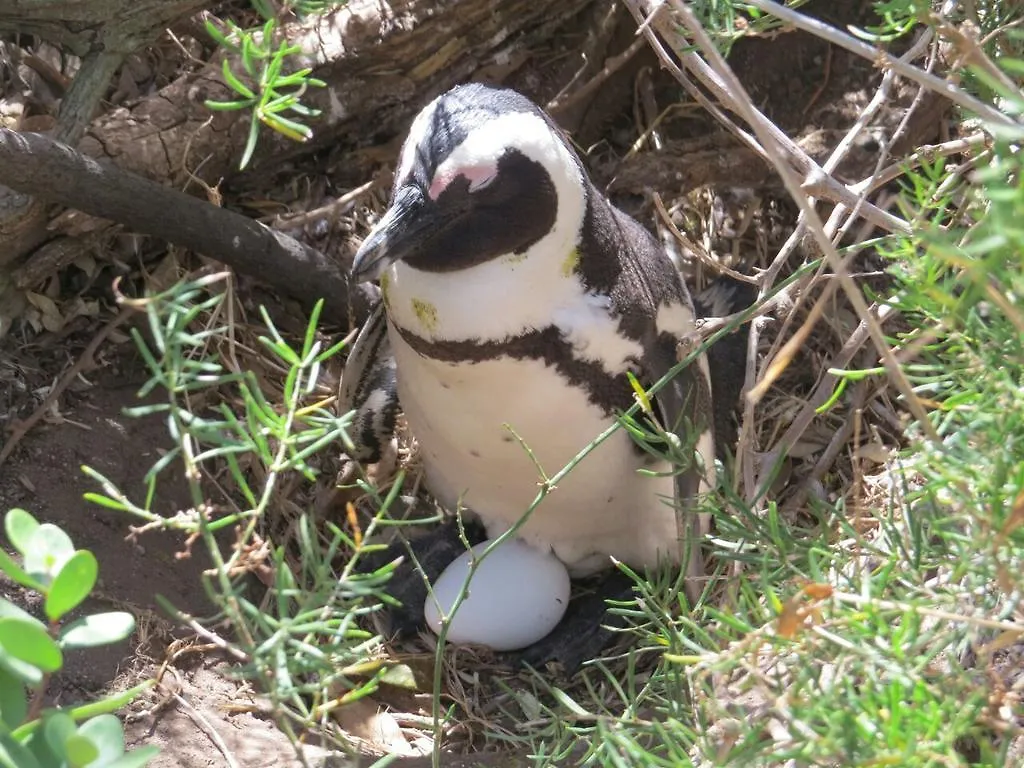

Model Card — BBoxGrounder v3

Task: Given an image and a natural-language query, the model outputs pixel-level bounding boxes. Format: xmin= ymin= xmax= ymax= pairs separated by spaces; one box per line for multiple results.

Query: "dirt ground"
xmin=0 ymin=357 xmax=403 ymax=767
xmin=0 ymin=366 xmax=538 ymax=767
xmin=0 ymin=358 xmax=223 ymax=765
xmin=0 ymin=0 xmax=945 ymax=765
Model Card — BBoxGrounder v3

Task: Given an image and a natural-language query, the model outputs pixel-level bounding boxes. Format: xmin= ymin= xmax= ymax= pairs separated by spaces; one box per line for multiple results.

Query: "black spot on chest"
xmin=392 ymin=323 xmax=635 ymax=416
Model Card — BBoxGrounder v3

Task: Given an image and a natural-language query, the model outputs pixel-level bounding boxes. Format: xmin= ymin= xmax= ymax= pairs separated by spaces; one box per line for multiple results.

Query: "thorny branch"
xmin=746 ymin=0 xmax=1018 ymax=130
xmin=622 ymin=0 xmax=914 ymax=237
xmin=623 ymin=0 xmax=952 ymax=486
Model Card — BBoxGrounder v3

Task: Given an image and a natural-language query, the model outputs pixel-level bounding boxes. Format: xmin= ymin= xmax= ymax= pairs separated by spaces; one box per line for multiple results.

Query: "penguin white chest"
xmin=388 ymin=323 xmax=682 ymax=576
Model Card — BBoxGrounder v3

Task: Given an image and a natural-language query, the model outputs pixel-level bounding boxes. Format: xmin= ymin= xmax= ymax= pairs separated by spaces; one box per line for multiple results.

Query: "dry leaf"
xmin=332 ymin=697 xmax=416 ymax=756
xmin=73 ymin=251 xmax=98 ymax=278
xmin=26 ymin=291 xmax=65 ymax=332
xmin=857 ymin=440 xmax=891 ymax=465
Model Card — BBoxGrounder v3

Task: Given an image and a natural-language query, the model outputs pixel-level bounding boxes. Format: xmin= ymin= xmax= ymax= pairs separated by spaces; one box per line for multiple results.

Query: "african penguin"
xmin=344 ymin=83 xmax=733 ymax=670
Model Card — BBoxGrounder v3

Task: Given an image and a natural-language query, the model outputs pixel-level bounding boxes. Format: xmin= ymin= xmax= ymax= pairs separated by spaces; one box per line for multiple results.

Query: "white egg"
xmin=423 ymin=537 xmax=571 ymax=651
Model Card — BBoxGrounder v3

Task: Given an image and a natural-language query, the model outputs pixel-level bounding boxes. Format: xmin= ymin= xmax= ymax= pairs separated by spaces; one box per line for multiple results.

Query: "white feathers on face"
xmin=393 ymin=95 xmax=440 ymax=192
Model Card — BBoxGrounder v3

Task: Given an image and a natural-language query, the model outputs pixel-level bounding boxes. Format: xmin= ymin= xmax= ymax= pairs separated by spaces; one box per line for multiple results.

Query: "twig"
xmin=548 ymin=35 xmax=648 ymax=115
xmin=745 ymin=35 xmax=930 ymax=439
xmin=270 ymin=179 xmax=377 ymax=229
xmin=547 ymin=2 xmax=621 ymax=111
xmin=172 ymin=693 xmax=241 ymax=768
xmin=0 ymin=306 xmax=132 ymax=469
xmin=852 ymin=132 xmax=990 ymax=196
xmin=650 ymin=192 xmax=757 ymax=283
xmin=827 ymin=592 xmax=1024 ymax=634
xmin=757 ymin=21 xmax=934 ymax=294
xmin=649 ymin=0 xmax=941 ymax=443
xmin=160 ymin=608 xmax=250 ymax=663
xmin=745 ymin=0 xmax=1017 ymax=129
xmin=622 ymin=0 xmax=913 ymax=236
xmin=784 ymin=378 xmax=870 ymax=514
xmin=0 ymin=129 xmax=377 ymax=327
xmin=733 ymin=31 xmax=922 ymax=493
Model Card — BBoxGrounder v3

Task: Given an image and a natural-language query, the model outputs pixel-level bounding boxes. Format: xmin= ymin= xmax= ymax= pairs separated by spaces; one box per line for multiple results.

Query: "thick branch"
xmin=0 ymin=128 xmax=375 ymax=326
xmin=0 ymin=0 xmax=211 ymax=56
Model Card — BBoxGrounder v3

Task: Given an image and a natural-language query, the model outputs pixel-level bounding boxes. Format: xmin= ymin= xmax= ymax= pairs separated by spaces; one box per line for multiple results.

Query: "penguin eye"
xmin=428 ymin=163 xmax=497 ymax=201
xmin=468 ymin=171 xmax=497 ymax=193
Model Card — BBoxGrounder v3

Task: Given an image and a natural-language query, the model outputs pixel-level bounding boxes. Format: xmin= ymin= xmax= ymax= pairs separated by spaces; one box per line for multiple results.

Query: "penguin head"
xmin=351 ymin=84 xmax=587 ymax=283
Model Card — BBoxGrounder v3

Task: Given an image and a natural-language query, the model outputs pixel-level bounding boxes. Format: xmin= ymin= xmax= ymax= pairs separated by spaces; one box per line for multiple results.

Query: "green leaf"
xmin=240 ymin=113 xmax=260 ymax=170
xmin=43 ymin=711 xmax=77 ymax=759
xmin=0 ymin=650 xmax=44 ymax=687
xmin=65 ymin=734 xmax=100 ymax=768
xmin=25 ymin=726 xmax=61 ymax=768
xmin=205 ymin=99 xmax=256 ymax=111
xmin=23 ymin=524 xmax=75 ymax=584
xmin=102 ymin=745 xmax=160 ymax=768
xmin=46 ymin=550 xmax=98 ymax=621
xmin=80 ymin=494 xmax=131 ymax=514
xmin=4 ymin=509 xmax=39 ymax=555
xmin=0 ymin=731 xmax=42 ymax=768
xmin=378 ymin=663 xmax=418 ymax=690
xmin=256 ymin=334 xmax=300 ymax=365
xmin=203 ymin=17 xmax=230 ymax=48
xmin=0 ymin=599 xmax=43 ymax=627
xmin=77 ymin=714 xmax=124 ymax=765
xmin=59 ymin=613 xmax=135 ymax=650
xmin=221 ymin=59 xmax=255 ymax=100
xmin=0 ymin=550 xmax=44 ymax=592
xmin=66 ymin=681 xmax=154 ymax=723
xmin=0 ymin=668 xmax=27 ymax=729
xmin=0 ymin=617 xmax=62 ymax=672
xmin=260 ymin=111 xmax=313 ymax=142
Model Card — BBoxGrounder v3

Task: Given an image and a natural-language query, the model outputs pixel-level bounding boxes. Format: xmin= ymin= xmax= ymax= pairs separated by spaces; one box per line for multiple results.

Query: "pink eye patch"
xmin=428 ymin=163 xmax=498 ymax=200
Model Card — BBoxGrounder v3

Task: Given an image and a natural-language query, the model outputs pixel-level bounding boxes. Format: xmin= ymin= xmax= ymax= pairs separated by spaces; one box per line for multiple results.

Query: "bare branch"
xmin=746 ymin=0 xmax=1018 ymax=129
xmin=0 ymin=129 xmax=377 ymax=327
xmin=622 ymin=0 xmax=914 ymax=237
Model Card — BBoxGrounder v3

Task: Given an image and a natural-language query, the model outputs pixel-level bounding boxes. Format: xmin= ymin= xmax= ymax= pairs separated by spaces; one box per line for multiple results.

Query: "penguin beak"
xmin=351 ymin=185 xmax=433 ymax=283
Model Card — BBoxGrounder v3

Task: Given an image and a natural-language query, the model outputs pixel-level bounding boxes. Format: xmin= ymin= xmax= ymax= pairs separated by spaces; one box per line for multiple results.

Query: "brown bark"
xmin=0 ymin=1 xmax=211 ymax=57
xmin=0 ymin=0 xmax=213 ymax=267
xmin=77 ymin=0 xmax=594 ymax=186
xmin=0 ymin=128 xmax=377 ymax=326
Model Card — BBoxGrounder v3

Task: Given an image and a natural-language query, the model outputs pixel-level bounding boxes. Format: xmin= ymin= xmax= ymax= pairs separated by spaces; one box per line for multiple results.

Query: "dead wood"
xmin=0 ymin=1 xmax=214 ymax=265
xmin=0 ymin=1 xmax=210 ymax=58
xmin=0 ymin=128 xmax=377 ymax=326
xmin=1 ymin=0 xmax=594 ymax=294
xmin=77 ymin=0 xmax=595 ymax=185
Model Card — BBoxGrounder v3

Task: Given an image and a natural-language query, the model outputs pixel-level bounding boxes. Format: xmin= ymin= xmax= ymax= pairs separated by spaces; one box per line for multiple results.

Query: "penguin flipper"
xmin=694 ymin=277 xmax=756 ymax=453
xmin=640 ymin=321 xmax=717 ymax=604
xmin=339 ymin=299 xmax=401 ymax=463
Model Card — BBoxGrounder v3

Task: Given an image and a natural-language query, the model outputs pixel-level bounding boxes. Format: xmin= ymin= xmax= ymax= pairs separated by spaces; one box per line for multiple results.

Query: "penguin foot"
xmin=512 ymin=569 xmax=637 ymax=676
xmin=358 ymin=517 xmax=487 ymax=637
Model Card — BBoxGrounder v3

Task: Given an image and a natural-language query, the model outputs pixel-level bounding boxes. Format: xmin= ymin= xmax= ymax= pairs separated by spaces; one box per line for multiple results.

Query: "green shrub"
xmin=0 ymin=509 xmax=156 ymax=768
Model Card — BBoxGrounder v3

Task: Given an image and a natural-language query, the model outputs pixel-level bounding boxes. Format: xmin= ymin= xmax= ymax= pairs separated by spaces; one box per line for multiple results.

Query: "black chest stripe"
xmin=392 ymin=323 xmax=635 ymax=416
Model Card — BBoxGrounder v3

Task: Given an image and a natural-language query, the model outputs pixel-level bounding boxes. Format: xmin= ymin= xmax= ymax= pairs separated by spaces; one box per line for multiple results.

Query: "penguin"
xmin=342 ymin=83 xmax=742 ymax=672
